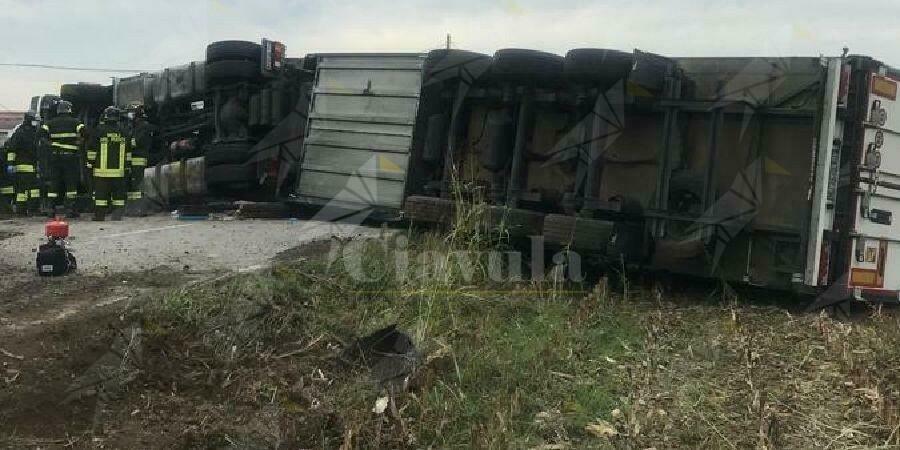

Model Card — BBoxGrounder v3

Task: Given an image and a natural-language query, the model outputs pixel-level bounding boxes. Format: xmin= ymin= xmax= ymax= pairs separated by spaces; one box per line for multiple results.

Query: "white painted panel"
xmin=805 ymin=58 xmax=841 ymax=286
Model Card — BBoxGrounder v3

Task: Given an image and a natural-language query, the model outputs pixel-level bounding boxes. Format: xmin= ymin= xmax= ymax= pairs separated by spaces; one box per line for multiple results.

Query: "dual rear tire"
xmin=205 ymin=41 xmax=262 ymax=84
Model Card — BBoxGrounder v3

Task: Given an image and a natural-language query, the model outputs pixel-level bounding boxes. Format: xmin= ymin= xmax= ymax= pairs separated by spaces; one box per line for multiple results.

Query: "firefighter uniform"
xmin=0 ymin=144 xmax=14 ymax=211
xmin=127 ymin=120 xmax=151 ymax=202
xmin=89 ymin=117 xmax=129 ymax=221
xmin=6 ymin=115 xmax=41 ymax=215
xmin=42 ymin=102 xmax=84 ymax=214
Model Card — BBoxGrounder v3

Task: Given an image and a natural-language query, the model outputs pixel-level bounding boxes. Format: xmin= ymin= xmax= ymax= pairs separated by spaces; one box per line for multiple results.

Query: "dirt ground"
xmin=0 ymin=215 xmax=373 ymax=449
xmin=0 ymin=266 xmax=185 ymax=448
xmin=4 ymin=216 xmax=899 ymax=449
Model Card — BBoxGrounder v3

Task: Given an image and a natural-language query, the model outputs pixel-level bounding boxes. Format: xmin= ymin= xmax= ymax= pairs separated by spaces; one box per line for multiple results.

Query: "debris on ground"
xmin=342 ymin=324 xmax=421 ymax=392
xmin=234 ymin=201 xmax=292 ymax=219
xmin=584 ymin=419 xmax=618 ymax=438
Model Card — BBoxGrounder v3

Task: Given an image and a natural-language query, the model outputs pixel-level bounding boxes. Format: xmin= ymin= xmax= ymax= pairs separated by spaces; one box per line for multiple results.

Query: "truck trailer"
xmin=290 ymin=49 xmax=899 ymax=303
xmin=26 ymin=41 xmax=900 ymax=304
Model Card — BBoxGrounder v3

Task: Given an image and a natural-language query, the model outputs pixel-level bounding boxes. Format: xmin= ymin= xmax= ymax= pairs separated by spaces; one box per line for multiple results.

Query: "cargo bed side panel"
xmin=296 ymin=54 xmax=424 ymax=211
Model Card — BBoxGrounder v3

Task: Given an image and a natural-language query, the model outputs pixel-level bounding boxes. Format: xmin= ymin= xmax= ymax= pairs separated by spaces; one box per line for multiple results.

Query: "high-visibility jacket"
xmin=89 ymin=124 xmax=130 ymax=178
xmin=128 ymin=121 xmax=154 ymax=169
xmin=0 ymin=143 xmax=13 ymax=195
xmin=4 ymin=124 xmax=38 ymax=173
xmin=42 ymin=115 xmax=84 ymax=154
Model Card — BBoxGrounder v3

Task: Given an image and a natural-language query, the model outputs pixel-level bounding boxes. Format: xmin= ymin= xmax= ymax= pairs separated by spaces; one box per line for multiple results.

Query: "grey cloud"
xmin=0 ymin=0 xmax=898 ymax=108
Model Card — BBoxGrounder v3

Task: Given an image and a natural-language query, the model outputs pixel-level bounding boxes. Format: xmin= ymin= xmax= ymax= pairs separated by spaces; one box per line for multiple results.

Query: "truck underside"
xmin=396 ymin=52 xmax=827 ymax=291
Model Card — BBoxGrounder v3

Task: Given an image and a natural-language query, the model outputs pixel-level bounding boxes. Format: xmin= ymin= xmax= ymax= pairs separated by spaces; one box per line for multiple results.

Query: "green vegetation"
xmin=142 ymin=214 xmax=647 ymax=448
xmin=134 ymin=208 xmax=900 ymax=448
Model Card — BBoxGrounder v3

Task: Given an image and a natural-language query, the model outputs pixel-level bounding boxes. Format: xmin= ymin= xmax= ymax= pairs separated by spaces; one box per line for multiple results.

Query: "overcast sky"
xmin=0 ymin=0 xmax=898 ymax=110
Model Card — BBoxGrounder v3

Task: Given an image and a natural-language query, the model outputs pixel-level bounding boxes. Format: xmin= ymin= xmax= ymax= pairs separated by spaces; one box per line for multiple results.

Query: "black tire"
xmin=60 ymin=83 xmax=112 ymax=104
xmin=630 ymin=51 xmax=671 ymax=93
xmin=206 ymin=40 xmax=261 ymax=63
xmin=484 ymin=205 xmax=544 ymax=237
xmin=564 ymin=49 xmax=634 ymax=85
xmin=424 ymin=49 xmax=492 ymax=85
xmin=205 ymin=163 xmax=257 ymax=186
xmin=205 ymin=142 xmax=254 ymax=166
xmin=403 ymin=196 xmax=455 ymax=224
xmin=543 ymin=214 xmax=614 ymax=251
xmin=205 ymin=60 xmax=260 ymax=83
xmin=490 ymin=49 xmax=564 ymax=81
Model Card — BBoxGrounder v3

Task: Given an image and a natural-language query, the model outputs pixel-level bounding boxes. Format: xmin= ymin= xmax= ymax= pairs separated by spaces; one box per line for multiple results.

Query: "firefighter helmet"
xmin=56 ymin=100 xmax=73 ymax=115
xmin=23 ymin=111 xmax=36 ymax=123
xmin=102 ymin=106 xmax=121 ymax=123
xmin=131 ymin=104 xmax=146 ymax=119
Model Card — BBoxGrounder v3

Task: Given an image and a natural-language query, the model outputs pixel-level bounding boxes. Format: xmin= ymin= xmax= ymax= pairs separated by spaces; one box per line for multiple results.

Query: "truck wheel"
xmin=206 ymin=60 xmax=260 ymax=83
xmin=60 ymin=83 xmax=112 ymax=105
xmin=206 ymin=40 xmax=262 ymax=63
xmin=485 ymin=205 xmax=544 ymax=237
xmin=205 ymin=163 xmax=258 ymax=186
xmin=564 ymin=49 xmax=634 ymax=85
xmin=630 ymin=51 xmax=671 ymax=94
xmin=543 ymin=214 xmax=614 ymax=251
xmin=424 ymin=49 xmax=492 ymax=85
xmin=403 ymin=196 xmax=455 ymax=225
xmin=205 ymin=142 xmax=254 ymax=166
xmin=490 ymin=49 xmax=564 ymax=81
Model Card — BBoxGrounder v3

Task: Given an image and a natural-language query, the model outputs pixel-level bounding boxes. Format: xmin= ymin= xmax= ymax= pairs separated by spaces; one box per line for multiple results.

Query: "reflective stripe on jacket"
xmin=43 ymin=117 xmax=83 ymax=154
xmin=90 ymin=124 xmax=129 ymax=178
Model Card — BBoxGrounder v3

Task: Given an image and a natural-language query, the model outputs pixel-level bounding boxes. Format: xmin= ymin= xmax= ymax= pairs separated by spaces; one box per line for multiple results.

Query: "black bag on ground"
xmin=36 ymin=242 xmax=77 ymax=276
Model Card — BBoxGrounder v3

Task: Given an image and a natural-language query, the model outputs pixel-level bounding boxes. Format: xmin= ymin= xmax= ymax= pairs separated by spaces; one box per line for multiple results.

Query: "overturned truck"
xmin=291 ymin=49 xmax=900 ymax=303
xmin=39 ymin=40 xmax=897 ymax=302
xmin=105 ymin=39 xmax=313 ymax=206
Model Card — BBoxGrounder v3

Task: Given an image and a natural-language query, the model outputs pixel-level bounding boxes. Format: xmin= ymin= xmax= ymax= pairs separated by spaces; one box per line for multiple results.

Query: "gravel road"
xmin=0 ymin=215 xmax=372 ymax=275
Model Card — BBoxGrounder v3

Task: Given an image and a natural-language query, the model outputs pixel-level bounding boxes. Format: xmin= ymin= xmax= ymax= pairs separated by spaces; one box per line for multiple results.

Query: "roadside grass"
xmin=139 ymin=218 xmax=646 ymax=448
xmin=133 ymin=236 xmax=900 ymax=449
xmin=624 ymin=299 xmax=900 ymax=450
xmin=131 ymin=199 xmax=900 ymax=448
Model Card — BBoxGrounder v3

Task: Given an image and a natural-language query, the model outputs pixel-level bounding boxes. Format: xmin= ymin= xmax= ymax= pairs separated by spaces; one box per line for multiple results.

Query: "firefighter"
xmin=7 ymin=112 xmax=41 ymax=216
xmin=41 ymin=100 xmax=84 ymax=217
xmin=89 ymin=107 xmax=129 ymax=221
xmin=1 ymin=138 xmax=14 ymax=213
xmin=126 ymin=105 xmax=152 ymax=214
